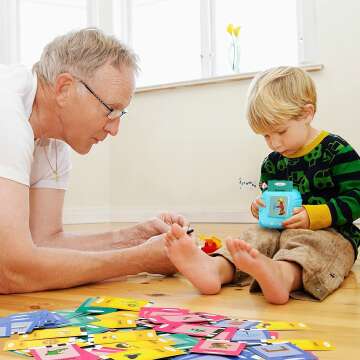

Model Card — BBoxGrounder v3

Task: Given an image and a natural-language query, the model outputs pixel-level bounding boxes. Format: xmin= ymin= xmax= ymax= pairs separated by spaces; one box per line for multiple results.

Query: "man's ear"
xmin=302 ymin=104 xmax=315 ymax=124
xmin=54 ymin=73 xmax=75 ymax=107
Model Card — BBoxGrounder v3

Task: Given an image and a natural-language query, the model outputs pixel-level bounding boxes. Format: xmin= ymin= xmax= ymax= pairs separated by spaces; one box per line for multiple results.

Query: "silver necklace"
xmin=42 ymin=139 xmax=58 ymax=181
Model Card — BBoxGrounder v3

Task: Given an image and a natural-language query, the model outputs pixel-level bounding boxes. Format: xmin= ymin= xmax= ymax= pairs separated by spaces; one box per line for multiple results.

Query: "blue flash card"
xmin=10 ymin=320 xmax=37 ymax=334
xmin=238 ymin=349 xmax=265 ymax=359
xmin=0 ymin=321 xmax=11 ymax=337
xmin=249 ymin=343 xmax=318 ymax=359
xmin=173 ymin=355 xmax=238 ymax=360
xmin=215 ymin=320 xmax=260 ymax=330
xmin=232 ymin=329 xmax=273 ymax=343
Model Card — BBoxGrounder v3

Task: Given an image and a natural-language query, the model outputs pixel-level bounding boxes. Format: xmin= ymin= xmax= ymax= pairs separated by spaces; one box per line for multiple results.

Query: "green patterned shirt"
xmin=260 ymin=131 xmax=360 ymax=257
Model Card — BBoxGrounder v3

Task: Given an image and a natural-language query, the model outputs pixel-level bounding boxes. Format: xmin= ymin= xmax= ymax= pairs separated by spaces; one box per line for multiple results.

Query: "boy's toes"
xmin=170 ymin=223 xmax=186 ymax=238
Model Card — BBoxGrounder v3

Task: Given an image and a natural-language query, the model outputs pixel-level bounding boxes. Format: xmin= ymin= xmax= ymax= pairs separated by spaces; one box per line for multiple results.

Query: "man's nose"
xmin=104 ymin=118 xmax=120 ymax=136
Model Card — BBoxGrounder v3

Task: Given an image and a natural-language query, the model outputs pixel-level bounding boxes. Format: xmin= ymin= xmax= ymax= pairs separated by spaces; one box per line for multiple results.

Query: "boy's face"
xmin=261 ymin=116 xmax=313 ymax=157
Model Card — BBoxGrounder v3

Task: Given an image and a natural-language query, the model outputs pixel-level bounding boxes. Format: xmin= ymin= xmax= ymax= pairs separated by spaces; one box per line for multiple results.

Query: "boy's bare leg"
xmin=226 ymin=238 xmax=302 ymax=304
xmin=165 ymin=224 xmax=234 ymax=295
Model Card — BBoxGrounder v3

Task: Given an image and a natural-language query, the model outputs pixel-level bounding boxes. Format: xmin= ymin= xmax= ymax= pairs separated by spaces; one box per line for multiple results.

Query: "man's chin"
xmin=69 ymin=143 xmax=93 ymax=155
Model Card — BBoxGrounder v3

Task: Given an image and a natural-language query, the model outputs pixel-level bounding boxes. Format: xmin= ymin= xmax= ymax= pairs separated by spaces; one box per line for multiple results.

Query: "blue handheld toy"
xmin=259 ymin=180 xmax=302 ymax=229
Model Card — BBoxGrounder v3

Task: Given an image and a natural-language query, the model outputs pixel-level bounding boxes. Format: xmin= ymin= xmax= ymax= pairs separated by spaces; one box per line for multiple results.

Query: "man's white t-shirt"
xmin=0 ymin=64 xmax=71 ymax=189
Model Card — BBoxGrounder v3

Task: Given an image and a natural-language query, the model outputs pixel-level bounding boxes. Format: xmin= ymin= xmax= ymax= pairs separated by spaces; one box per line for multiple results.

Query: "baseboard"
xmin=64 ymin=206 xmax=360 ymax=225
xmin=63 ymin=207 xmax=255 ymax=224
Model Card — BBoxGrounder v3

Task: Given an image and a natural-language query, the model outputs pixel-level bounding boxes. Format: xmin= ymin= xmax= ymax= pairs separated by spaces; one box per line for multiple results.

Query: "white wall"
xmin=64 ymin=0 xmax=360 ymax=224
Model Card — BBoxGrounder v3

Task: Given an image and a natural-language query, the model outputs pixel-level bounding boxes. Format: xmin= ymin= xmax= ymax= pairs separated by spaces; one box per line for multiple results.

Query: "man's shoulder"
xmin=0 ymin=64 xmax=34 ymax=93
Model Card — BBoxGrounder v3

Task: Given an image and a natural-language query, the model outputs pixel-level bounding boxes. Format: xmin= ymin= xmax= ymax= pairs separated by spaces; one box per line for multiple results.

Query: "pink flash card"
xmin=148 ymin=314 xmax=208 ymax=324
xmin=212 ymin=327 xmax=238 ymax=340
xmin=139 ymin=307 xmax=189 ymax=319
xmin=30 ymin=344 xmax=98 ymax=360
xmin=153 ymin=323 xmax=226 ymax=338
xmin=194 ymin=312 xmax=228 ymax=322
xmin=190 ymin=339 xmax=246 ymax=356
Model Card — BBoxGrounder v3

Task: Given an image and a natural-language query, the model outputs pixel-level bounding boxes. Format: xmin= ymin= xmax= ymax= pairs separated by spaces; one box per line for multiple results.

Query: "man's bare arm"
xmin=0 ymin=179 xmax=175 ymax=294
xmin=29 ymin=188 xmax=171 ymax=250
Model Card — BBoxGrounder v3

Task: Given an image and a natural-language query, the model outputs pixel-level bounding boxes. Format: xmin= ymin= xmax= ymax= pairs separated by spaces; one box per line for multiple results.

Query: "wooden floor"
xmin=0 ymin=223 xmax=359 ymax=359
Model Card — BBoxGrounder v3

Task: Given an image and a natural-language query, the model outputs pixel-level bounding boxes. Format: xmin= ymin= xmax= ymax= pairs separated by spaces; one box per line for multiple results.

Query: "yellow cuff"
xmin=303 ymin=204 xmax=332 ymax=230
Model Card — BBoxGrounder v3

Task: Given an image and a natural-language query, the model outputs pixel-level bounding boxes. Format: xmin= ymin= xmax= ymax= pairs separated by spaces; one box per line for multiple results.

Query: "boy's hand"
xmin=250 ymin=196 xmax=265 ymax=219
xmin=282 ymin=207 xmax=310 ymax=229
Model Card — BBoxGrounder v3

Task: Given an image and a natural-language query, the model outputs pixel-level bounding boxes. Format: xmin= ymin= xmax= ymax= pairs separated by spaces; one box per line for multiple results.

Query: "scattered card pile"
xmin=0 ymin=296 xmax=335 ymax=359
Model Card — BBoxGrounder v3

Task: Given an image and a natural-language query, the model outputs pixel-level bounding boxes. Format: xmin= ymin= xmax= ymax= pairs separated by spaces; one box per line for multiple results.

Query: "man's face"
xmin=61 ymin=63 xmax=135 ymax=154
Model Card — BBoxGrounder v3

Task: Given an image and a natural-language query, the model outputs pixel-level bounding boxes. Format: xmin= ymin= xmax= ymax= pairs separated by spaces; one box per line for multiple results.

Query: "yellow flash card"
xmin=90 ymin=296 xmax=149 ymax=311
xmin=105 ymin=345 xmax=184 ymax=360
xmin=256 ymin=321 xmax=309 ymax=330
xmin=19 ymin=327 xmax=86 ymax=340
xmin=91 ymin=317 xmax=137 ymax=328
xmin=89 ymin=329 xmax=157 ymax=345
xmin=104 ymin=338 xmax=176 ymax=350
xmin=8 ymin=349 xmax=32 ymax=357
xmin=3 ymin=337 xmax=74 ymax=351
xmin=96 ymin=311 xmax=139 ymax=320
xmin=267 ymin=339 xmax=335 ymax=350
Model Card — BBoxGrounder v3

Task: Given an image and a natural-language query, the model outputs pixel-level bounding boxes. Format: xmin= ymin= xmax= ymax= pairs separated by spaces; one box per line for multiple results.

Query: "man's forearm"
xmin=35 ymin=219 xmax=169 ymax=251
xmin=2 ymin=236 xmax=175 ymax=294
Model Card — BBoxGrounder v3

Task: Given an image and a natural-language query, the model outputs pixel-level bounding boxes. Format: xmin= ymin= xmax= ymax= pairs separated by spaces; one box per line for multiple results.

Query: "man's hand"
xmin=250 ymin=196 xmax=265 ymax=219
xmin=282 ymin=207 xmax=310 ymax=229
xmin=157 ymin=212 xmax=189 ymax=227
xmin=113 ymin=212 xmax=190 ymax=249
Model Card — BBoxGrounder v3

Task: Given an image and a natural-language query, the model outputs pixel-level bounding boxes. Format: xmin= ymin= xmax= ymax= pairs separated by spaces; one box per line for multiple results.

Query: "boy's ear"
xmin=302 ymin=104 xmax=315 ymax=124
xmin=54 ymin=73 xmax=76 ymax=107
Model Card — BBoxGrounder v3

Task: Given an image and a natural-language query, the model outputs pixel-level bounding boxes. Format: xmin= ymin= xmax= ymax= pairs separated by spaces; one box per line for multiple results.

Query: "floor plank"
xmin=0 ymin=223 xmax=359 ymax=359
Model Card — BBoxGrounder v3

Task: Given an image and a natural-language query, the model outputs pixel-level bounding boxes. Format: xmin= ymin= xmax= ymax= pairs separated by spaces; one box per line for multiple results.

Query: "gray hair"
xmin=33 ymin=28 xmax=139 ymax=83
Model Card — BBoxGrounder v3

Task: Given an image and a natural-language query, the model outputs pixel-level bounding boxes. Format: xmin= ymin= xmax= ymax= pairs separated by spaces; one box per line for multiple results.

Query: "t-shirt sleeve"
xmin=0 ymin=91 xmax=34 ymax=186
xmin=31 ymin=140 xmax=72 ymax=190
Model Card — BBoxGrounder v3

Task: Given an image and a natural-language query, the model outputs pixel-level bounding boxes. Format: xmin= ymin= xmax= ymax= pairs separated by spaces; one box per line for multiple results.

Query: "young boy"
xmin=165 ymin=66 xmax=360 ymax=304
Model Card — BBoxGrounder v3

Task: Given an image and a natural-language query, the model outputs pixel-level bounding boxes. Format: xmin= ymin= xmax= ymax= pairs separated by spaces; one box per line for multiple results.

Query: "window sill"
xmin=135 ymin=64 xmax=323 ymax=94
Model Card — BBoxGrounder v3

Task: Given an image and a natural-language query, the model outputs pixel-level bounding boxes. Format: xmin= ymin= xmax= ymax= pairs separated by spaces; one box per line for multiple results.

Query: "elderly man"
xmin=0 ymin=28 xmax=185 ymax=294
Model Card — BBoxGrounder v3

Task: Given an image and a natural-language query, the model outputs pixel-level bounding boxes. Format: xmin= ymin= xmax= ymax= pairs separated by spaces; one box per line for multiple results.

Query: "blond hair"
xmin=33 ymin=28 xmax=139 ymax=84
xmin=246 ymin=66 xmax=317 ymax=133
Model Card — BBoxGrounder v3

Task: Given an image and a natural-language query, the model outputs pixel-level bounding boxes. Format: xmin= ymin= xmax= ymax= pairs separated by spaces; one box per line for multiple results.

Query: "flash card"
xmin=91 ymin=317 xmax=136 ymax=329
xmin=3 ymin=337 xmax=76 ymax=351
xmin=249 ymin=342 xmax=318 ymax=359
xmin=89 ymin=296 xmax=149 ymax=311
xmin=232 ymin=329 xmax=278 ymax=343
xmin=75 ymin=297 xmax=117 ymax=314
xmin=104 ymin=345 xmax=184 ymax=359
xmin=266 ymin=339 xmax=335 ymax=351
xmin=174 ymin=355 xmax=245 ymax=360
xmin=10 ymin=320 xmax=36 ymax=334
xmin=256 ymin=321 xmax=308 ymax=331
xmin=214 ymin=319 xmax=260 ymax=329
xmin=193 ymin=312 xmax=227 ymax=322
xmin=149 ymin=314 xmax=208 ymax=324
xmin=89 ymin=329 xmax=157 ymax=344
xmin=139 ymin=307 xmax=189 ymax=319
xmin=190 ymin=339 xmax=246 ymax=356
xmin=20 ymin=326 xmax=86 ymax=340
xmin=154 ymin=323 xmax=225 ymax=337
xmin=0 ymin=321 xmax=11 ymax=337
xmin=30 ymin=344 xmax=98 ymax=360
xmin=212 ymin=327 xmax=238 ymax=340
xmin=159 ymin=333 xmax=199 ymax=349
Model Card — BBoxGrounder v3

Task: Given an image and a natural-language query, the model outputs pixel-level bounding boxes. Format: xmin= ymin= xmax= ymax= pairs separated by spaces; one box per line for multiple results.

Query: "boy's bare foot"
xmin=226 ymin=238 xmax=301 ymax=304
xmin=165 ymin=224 xmax=233 ymax=295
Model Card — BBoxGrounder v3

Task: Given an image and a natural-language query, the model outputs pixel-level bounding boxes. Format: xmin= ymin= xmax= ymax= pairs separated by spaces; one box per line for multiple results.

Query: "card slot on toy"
xmin=259 ymin=180 xmax=302 ymax=229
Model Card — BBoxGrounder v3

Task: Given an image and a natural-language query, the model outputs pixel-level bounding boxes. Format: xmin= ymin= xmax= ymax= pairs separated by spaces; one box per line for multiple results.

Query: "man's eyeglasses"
xmin=78 ymin=79 xmax=127 ymax=120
